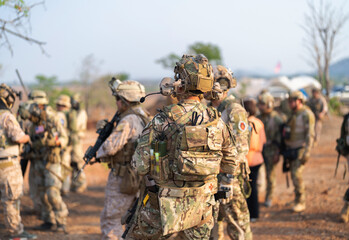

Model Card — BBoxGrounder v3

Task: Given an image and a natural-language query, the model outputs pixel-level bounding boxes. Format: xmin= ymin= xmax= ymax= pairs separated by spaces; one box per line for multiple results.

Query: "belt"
xmin=0 ymin=156 xmax=17 ymax=161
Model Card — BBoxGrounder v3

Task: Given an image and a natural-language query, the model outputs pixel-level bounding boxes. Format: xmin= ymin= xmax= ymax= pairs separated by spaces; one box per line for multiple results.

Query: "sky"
xmin=1 ymin=0 xmax=349 ymax=85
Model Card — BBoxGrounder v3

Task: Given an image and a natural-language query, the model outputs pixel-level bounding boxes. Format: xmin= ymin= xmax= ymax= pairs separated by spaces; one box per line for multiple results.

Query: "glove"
xmin=218 ymin=174 xmax=234 ymax=204
xmin=96 ymin=119 xmax=108 ymax=132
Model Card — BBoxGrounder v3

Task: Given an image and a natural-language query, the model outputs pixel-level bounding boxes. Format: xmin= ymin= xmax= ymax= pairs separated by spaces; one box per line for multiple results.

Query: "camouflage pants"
xmin=127 ymin=192 xmax=215 ymax=240
xmin=314 ymin=120 xmax=322 ymax=144
xmin=100 ymin=171 xmax=135 ymax=240
xmin=71 ymin=142 xmax=87 ymax=192
xmin=290 ymin=158 xmax=305 ymax=204
xmin=0 ymin=158 xmax=24 ymax=234
xmin=29 ymin=161 xmax=42 ymax=213
xmin=264 ymin=153 xmax=279 ymax=202
xmin=211 ymin=178 xmax=252 ymax=240
xmin=33 ymin=160 xmax=69 ymax=225
xmin=61 ymin=146 xmax=72 ymax=194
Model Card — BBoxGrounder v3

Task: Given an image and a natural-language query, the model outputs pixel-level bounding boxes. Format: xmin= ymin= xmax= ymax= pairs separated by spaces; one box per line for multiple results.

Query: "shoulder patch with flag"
xmin=35 ymin=125 xmax=45 ymax=134
xmin=238 ymin=121 xmax=247 ymax=132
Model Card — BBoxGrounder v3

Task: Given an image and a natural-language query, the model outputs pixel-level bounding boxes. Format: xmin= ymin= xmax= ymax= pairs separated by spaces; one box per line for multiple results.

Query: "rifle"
xmin=73 ymin=111 xmax=121 ymax=181
xmin=334 ymin=152 xmax=340 ymax=177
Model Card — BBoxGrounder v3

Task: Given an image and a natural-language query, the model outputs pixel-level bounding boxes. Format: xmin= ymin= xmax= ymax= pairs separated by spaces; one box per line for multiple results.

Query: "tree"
xmin=302 ymin=0 xmax=349 ymax=97
xmin=0 ymin=0 xmax=46 ymax=55
xmin=156 ymin=42 xmax=223 ymax=69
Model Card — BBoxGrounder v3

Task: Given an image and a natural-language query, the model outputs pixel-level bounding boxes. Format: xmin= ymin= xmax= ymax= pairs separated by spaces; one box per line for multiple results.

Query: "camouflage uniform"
xmin=70 ymin=105 xmax=88 ymax=192
xmin=337 ymin=113 xmax=349 ymax=222
xmin=257 ymin=93 xmax=284 ymax=205
xmin=284 ymin=91 xmax=315 ymax=212
xmin=98 ymin=80 xmax=148 ymax=240
xmin=306 ymin=93 xmax=327 ymax=145
xmin=0 ymin=110 xmax=26 ymax=235
xmin=126 ymin=55 xmax=237 ymax=240
xmin=28 ymin=103 xmax=69 ymax=228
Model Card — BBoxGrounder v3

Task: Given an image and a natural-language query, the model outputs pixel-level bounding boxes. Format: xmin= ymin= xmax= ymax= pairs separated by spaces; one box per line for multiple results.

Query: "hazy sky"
xmin=1 ymin=0 xmax=348 ymax=84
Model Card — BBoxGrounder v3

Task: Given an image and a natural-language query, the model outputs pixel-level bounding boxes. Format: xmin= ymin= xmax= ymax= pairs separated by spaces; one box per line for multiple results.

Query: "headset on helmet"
xmin=213 ymin=65 xmax=236 ymax=91
xmin=28 ymin=90 xmax=49 ymax=105
xmin=55 ymin=94 xmax=71 ymax=108
xmin=0 ymin=83 xmax=21 ymax=109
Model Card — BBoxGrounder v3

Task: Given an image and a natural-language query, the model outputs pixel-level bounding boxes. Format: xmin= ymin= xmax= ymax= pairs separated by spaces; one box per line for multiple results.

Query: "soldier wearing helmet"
xmin=26 ymin=90 xmax=69 ymax=232
xmin=0 ymin=84 xmax=36 ymax=239
xmin=125 ymin=55 xmax=237 ymax=239
xmin=207 ymin=66 xmax=252 ymax=240
xmin=55 ymin=94 xmax=74 ymax=196
xmin=70 ymin=93 xmax=88 ymax=193
xmin=281 ymin=90 xmax=315 ymax=212
xmin=257 ymin=92 xmax=284 ymax=207
xmin=97 ymin=79 xmax=149 ymax=240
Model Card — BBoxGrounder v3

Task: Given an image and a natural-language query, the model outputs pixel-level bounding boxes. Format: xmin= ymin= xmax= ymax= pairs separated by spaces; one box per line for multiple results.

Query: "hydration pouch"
xmin=150 ymin=140 xmax=170 ymax=183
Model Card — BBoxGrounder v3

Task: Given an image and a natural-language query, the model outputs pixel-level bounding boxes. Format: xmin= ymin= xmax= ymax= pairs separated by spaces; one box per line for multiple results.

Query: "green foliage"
xmin=329 ymin=97 xmax=342 ymax=116
xmin=115 ymin=72 xmax=129 ymax=81
xmin=156 ymin=42 xmax=223 ymax=69
xmin=156 ymin=53 xmax=181 ymax=69
xmin=188 ymin=42 xmax=222 ymax=65
xmin=34 ymin=74 xmax=72 ymax=107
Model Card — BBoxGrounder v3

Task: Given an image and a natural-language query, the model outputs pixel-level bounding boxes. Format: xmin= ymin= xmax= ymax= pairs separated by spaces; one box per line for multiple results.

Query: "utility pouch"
xmin=47 ymin=147 xmax=61 ymax=163
xmin=282 ymin=124 xmax=291 ymax=140
xmin=282 ymin=148 xmax=301 ymax=161
xmin=150 ymin=140 xmax=170 ymax=182
xmin=120 ymin=165 xmax=141 ymax=195
xmin=158 ymin=184 xmax=215 ymax=235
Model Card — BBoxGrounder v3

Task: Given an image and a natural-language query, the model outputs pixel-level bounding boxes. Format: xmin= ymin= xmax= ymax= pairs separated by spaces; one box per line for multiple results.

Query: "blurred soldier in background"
xmin=306 ymin=88 xmax=328 ymax=146
xmin=257 ymin=92 xmax=284 ymax=207
xmin=126 ymin=55 xmax=237 ymax=240
xmin=70 ymin=93 xmax=88 ymax=192
xmin=0 ymin=83 xmax=37 ymax=239
xmin=336 ymin=112 xmax=349 ymax=223
xmin=208 ymin=65 xmax=252 ymax=240
xmin=26 ymin=90 xmax=69 ymax=232
xmin=55 ymin=94 xmax=74 ymax=196
xmin=282 ymin=91 xmax=315 ymax=212
xmin=98 ymin=79 xmax=149 ymax=240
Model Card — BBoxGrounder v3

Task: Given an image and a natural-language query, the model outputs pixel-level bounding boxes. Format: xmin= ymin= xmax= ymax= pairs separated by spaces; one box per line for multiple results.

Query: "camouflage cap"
xmin=0 ymin=83 xmax=17 ymax=108
xmin=213 ymin=65 xmax=236 ymax=91
xmin=110 ymin=79 xmax=145 ymax=102
xmin=55 ymin=94 xmax=71 ymax=108
xmin=28 ymin=90 xmax=49 ymax=105
xmin=258 ymin=92 xmax=274 ymax=104
xmin=174 ymin=54 xmax=214 ymax=94
xmin=289 ymin=90 xmax=305 ymax=102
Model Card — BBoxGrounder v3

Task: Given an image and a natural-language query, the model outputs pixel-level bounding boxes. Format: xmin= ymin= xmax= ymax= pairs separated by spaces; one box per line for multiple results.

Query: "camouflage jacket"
xmin=306 ymin=96 xmax=327 ymax=120
xmin=258 ymin=110 xmax=284 ymax=148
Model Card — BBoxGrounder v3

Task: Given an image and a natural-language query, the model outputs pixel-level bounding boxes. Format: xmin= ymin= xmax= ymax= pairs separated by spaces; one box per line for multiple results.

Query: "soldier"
xmin=0 ymin=84 xmax=37 ymax=239
xmin=306 ymin=88 xmax=327 ymax=146
xmin=55 ymin=94 xmax=73 ymax=195
xmin=125 ymin=54 xmax=237 ymax=240
xmin=97 ymin=79 xmax=149 ymax=240
xmin=70 ymin=93 xmax=88 ymax=192
xmin=208 ymin=65 xmax=252 ymax=240
xmin=257 ymin=92 xmax=284 ymax=207
xmin=336 ymin=112 xmax=349 ymax=222
xmin=27 ymin=90 xmax=69 ymax=232
xmin=282 ymin=91 xmax=315 ymax=212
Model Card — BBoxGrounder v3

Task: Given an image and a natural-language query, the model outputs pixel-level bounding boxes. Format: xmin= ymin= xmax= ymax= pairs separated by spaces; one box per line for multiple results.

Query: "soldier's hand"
xmin=96 ymin=119 xmax=108 ymax=132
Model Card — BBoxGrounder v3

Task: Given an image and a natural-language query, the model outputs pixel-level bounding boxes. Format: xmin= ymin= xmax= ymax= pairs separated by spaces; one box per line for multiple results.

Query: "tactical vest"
xmin=0 ymin=110 xmax=20 ymax=158
xmin=150 ymin=103 xmax=224 ymax=184
xmin=107 ymin=107 xmax=149 ymax=173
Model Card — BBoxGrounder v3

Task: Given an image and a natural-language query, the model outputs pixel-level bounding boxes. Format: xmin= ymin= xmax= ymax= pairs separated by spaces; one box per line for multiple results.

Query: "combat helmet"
xmin=28 ymin=90 xmax=49 ymax=105
xmin=173 ymin=54 xmax=214 ymax=94
xmin=213 ymin=65 xmax=236 ymax=91
xmin=289 ymin=90 xmax=305 ymax=103
xmin=109 ymin=79 xmax=145 ymax=103
xmin=258 ymin=92 xmax=274 ymax=109
xmin=0 ymin=83 xmax=20 ymax=109
xmin=55 ymin=94 xmax=71 ymax=108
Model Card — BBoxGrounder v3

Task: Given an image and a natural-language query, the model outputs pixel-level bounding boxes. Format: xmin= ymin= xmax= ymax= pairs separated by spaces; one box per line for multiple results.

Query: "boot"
xmin=340 ymin=201 xmax=349 ymax=223
xmin=55 ymin=224 xmax=67 ymax=233
xmin=292 ymin=202 xmax=306 ymax=212
xmin=264 ymin=197 xmax=272 ymax=207
xmin=9 ymin=230 xmax=37 ymax=239
xmin=35 ymin=222 xmax=56 ymax=231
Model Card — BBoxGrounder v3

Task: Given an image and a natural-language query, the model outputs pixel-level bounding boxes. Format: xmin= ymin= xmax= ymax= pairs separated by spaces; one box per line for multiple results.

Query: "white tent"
xmin=269 ymin=75 xmax=321 ymax=92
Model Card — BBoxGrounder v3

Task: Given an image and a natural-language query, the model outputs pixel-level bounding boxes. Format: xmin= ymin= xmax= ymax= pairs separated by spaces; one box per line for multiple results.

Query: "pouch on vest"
xmin=177 ymin=125 xmax=222 ymax=176
xmin=150 ymin=140 xmax=170 ymax=182
xmin=158 ymin=184 xmax=215 ymax=235
xmin=119 ymin=164 xmax=141 ymax=195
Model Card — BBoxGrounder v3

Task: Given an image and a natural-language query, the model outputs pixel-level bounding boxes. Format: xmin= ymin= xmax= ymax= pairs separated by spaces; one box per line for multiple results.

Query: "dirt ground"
xmin=1 ymin=114 xmax=349 ymax=240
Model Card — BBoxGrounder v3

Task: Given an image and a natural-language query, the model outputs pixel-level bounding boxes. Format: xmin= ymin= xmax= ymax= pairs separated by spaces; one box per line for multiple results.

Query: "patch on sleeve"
xmin=60 ymin=118 xmax=65 ymax=126
xmin=238 ymin=121 xmax=247 ymax=132
xmin=115 ymin=122 xmax=126 ymax=132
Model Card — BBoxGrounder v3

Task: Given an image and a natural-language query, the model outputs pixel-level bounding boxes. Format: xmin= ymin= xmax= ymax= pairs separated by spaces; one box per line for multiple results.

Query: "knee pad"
xmin=47 ymin=186 xmax=61 ymax=206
